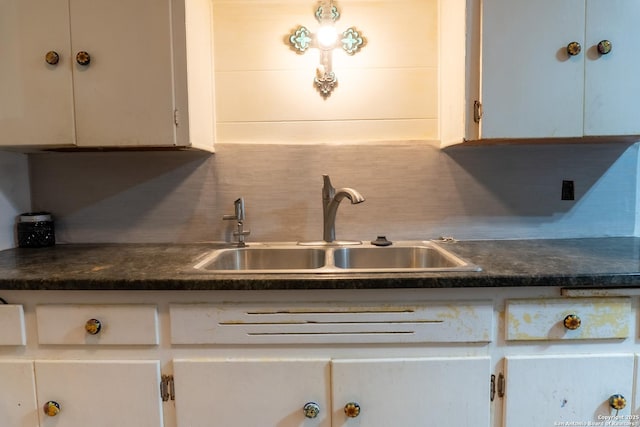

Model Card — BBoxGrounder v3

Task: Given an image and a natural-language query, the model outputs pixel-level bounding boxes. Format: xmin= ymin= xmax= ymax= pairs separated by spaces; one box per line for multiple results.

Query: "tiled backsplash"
xmin=15 ymin=141 xmax=638 ymax=245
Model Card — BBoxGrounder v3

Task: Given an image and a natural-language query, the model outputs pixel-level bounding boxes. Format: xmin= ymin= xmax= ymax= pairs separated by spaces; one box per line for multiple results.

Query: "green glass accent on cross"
xmin=287 ymin=1 xmax=366 ymax=98
xmin=290 ymin=26 xmax=312 ymax=52
xmin=341 ymin=28 xmax=364 ymax=54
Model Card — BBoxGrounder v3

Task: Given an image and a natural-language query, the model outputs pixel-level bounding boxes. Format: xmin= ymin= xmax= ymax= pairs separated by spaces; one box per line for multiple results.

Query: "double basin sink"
xmin=191 ymin=240 xmax=481 ymax=274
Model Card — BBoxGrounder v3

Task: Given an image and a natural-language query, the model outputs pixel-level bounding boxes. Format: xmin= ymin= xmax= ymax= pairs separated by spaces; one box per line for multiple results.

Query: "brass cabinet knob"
xmin=76 ymin=51 xmax=91 ymax=66
xmin=567 ymin=42 xmax=582 ymax=56
xmin=85 ymin=318 xmax=102 ymax=335
xmin=43 ymin=401 xmax=60 ymax=416
xmin=609 ymin=394 xmax=626 ymax=410
xmin=344 ymin=402 xmax=360 ymax=418
xmin=45 ymin=51 xmax=60 ymax=65
xmin=303 ymin=402 xmax=320 ymax=419
xmin=597 ymin=40 xmax=612 ymax=55
xmin=563 ymin=314 xmax=581 ymax=330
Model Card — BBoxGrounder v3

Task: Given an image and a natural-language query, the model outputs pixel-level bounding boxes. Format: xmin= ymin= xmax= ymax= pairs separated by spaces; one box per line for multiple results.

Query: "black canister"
xmin=17 ymin=212 xmax=55 ymax=248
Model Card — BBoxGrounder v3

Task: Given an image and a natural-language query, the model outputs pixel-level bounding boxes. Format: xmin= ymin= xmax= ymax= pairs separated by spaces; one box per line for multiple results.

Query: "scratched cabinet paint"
xmin=505 ymin=297 xmax=631 ymax=341
xmin=172 ymin=357 xmax=491 ymax=427
xmin=502 ymin=354 xmax=634 ymax=427
xmin=479 ymin=0 xmax=640 ymax=139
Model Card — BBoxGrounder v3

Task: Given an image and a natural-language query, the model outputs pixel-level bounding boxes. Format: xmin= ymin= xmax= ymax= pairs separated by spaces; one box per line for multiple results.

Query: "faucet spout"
xmin=322 ymin=174 xmax=365 ymax=243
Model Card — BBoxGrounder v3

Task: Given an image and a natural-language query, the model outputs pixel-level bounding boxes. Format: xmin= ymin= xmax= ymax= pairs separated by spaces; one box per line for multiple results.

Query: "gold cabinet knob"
xmin=567 ymin=42 xmax=582 ymax=56
xmin=597 ymin=40 xmax=612 ymax=55
xmin=45 ymin=51 xmax=60 ymax=65
xmin=303 ymin=402 xmax=320 ymax=419
xmin=85 ymin=318 xmax=102 ymax=335
xmin=76 ymin=51 xmax=91 ymax=66
xmin=609 ymin=394 xmax=626 ymax=410
xmin=344 ymin=402 xmax=360 ymax=418
xmin=563 ymin=314 xmax=581 ymax=330
xmin=43 ymin=401 xmax=60 ymax=416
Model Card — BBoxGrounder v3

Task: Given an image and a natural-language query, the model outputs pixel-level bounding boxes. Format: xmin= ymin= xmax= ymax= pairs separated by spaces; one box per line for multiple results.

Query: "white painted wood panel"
xmin=215 ymin=68 xmax=437 ymax=122
xmin=212 ymin=0 xmax=437 ymax=71
xmin=480 ymin=0 xmax=585 ymax=138
xmin=173 ymin=359 xmax=331 ymax=427
xmin=505 ymin=297 xmax=630 ymax=341
xmin=584 ymin=0 xmax=640 ymax=136
xmin=211 ymin=0 xmax=442 ymax=143
xmin=69 ymin=0 xmax=175 ymax=147
xmin=0 ymin=361 xmax=38 ymax=427
xmin=175 ymin=0 xmax=216 ymax=151
xmin=36 ymin=304 xmax=159 ymax=345
xmin=0 ymin=305 xmax=26 ymax=346
xmin=170 ymin=301 xmax=493 ymax=344
xmin=503 ymin=354 xmax=634 ymax=427
xmin=35 ymin=360 xmax=163 ymax=427
xmin=0 ymin=0 xmax=75 ymax=146
xmin=331 ymin=357 xmax=490 ymax=427
xmin=216 ymin=118 xmax=438 ymax=143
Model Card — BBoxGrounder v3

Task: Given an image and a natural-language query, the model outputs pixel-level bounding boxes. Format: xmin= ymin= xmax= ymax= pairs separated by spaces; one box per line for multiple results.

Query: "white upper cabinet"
xmin=0 ymin=0 xmax=214 ymax=151
xmin=478 ymin=0 xmax=640 ymax=139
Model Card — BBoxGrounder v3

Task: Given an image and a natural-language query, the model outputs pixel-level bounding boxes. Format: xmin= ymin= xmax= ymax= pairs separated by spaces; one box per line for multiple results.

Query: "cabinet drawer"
xmin=36 ymin=304 xmax=158 ymax=345
xmin=0 ymin=305 xmax=26 ymax=346
xmin=505 ymin=297 xmax=630 ymax=341
xmin=170 ymin=301 xmax=493 ymax=345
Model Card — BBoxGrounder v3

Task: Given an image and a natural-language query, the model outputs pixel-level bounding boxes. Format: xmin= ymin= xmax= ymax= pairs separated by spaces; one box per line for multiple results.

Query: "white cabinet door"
xmin=69 ymin=0 xmax=175 ymax=147
xmin=0 ymin=361 xmax=39 ymax=427
xmin=481 ymin=0 xmax=585 ymax=139
xmin=480 ymin=0 xmax=640 ymax=139
xmin=331 ymin=357 xmax=491 ymax=427
xmin=0 ymin=0 xmax=176 ymax=148
xmin=584 ymin=0 xmax=640 ymax=136
xmin=35 ymin=360 xmax=163 ymax=427
xmin=173 ymin=359 xmax=331 ymax=427
xmin=0 ymin=0 xmax=75 ymax=147
xmin=503 ymin=354 xmax=634 ymax=427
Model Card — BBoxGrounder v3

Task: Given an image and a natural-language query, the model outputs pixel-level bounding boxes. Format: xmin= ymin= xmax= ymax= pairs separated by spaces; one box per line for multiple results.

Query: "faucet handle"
xmin=234 ymin=198 xmax=245 ymax=221
xmin=223 ymin=197 xmax=246 ymax=221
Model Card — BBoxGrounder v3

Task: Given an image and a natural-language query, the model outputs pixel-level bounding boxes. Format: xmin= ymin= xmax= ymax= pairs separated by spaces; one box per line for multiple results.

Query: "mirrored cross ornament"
xmin=288 ymin=1 xmax=365 ymax=98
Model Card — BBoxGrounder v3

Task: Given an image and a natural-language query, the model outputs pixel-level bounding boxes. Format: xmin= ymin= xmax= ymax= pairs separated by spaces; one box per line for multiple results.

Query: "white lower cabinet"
xmin=501 ymin=297 xmax=635 ymax=427
xmin=173 ymin=359 xmax=331 ymax=427
xmin=502 ymin=354 xmax=634 ymax=427
xmin=5 ymin=290 xmax=640 ymax=427
xmin=173 ymin=357 xmax=491 ymax=427
xmin=0 ymin=360 xmax=163 ymax=427
xmin=0 ymin=361 xmax=38 ymax=427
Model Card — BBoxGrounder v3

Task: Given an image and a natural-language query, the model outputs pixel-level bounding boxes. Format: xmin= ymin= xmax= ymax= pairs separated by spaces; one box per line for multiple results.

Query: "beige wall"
xmin=0 ymin=151 xmax=31 ymax=249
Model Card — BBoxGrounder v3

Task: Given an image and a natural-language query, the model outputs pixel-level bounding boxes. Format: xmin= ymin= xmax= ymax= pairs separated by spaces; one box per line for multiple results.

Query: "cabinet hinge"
xmin=173 ymin=109 xmax=180 ymax=126
xmin=474 ymin=100 xmax=483 ymax=123
xmin=490 ymin=373 xmax=505 ymax=401
xmin=160 ymin=374 xmax=175 ymax=401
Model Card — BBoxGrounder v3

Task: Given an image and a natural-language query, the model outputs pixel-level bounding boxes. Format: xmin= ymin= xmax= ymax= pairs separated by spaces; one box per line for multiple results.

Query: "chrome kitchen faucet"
xmin=322 ymin=175 xmax=365 ymax=243
xmin=223 ymin=197 xmax=250 ymax=247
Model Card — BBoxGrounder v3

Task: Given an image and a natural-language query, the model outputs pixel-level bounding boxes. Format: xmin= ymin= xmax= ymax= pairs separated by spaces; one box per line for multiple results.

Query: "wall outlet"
xmin=561 ymin=180 xmax=575 ymax=200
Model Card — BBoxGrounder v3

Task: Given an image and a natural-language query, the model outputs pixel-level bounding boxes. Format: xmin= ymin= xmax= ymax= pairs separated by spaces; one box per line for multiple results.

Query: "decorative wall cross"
xmin=288 ymin=1 xmax=365 ymax=98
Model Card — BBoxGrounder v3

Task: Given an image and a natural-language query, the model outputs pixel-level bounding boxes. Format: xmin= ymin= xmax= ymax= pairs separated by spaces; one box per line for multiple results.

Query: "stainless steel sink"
xmin=333 ymin=245 xmax=472 ymax=271
xmin=193 ymin=246 xmax=326 ymax=272
xmin=191 ymin=241 xmax=480 ymax=274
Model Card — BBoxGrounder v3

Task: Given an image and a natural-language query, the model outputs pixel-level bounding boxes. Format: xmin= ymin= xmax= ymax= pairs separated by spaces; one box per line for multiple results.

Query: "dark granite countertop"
xmin=1 ymin=238 xmax=640 ymax=290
